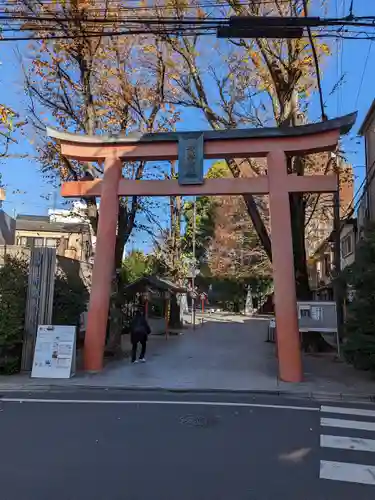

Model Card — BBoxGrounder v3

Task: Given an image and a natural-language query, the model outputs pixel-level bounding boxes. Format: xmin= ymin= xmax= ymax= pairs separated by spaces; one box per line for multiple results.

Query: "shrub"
xmin=53 ymin=270 xmax=89 ymax=326
xmin=343 ymin=223 xmax=375 ymax=372
xmin=0 ymin=255 xmax=88 ymax=374
xmin=0 ymin=256 xmax=28 ymax=374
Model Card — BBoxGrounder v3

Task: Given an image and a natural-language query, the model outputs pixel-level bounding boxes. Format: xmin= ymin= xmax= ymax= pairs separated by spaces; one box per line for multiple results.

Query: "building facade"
xmin=358 ymin=99 xmax=375 ymax=225
xmin=309 ymin=99 xmax=375 ymax=297
xmin=305 ymin=155 xmax=354 ymax=258
xmin=308 ymin=218 xmax=357 ymax=300
xmin=15 ymin=211 xmax=93 ymax=263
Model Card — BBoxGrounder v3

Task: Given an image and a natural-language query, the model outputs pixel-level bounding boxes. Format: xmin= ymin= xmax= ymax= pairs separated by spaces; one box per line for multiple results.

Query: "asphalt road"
xmin=0 ymin=390 xmax=374 ymax=500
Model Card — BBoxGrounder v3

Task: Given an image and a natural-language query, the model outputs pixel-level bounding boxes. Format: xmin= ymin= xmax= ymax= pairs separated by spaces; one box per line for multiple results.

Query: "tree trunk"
xmin=290 ymin=189 xmax=322 ymax=352
xmin=169 ymin=295 xmax=182 ymax=329
xmin=290 ymin=193 xmax=311 ymax=300
xmin=106 ymin=202 xmax=136 ymax=354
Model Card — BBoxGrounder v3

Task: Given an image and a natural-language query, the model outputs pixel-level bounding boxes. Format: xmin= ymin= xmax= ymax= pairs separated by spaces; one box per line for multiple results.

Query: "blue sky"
xmin=0 ymin=0 xmax=374 ymax=251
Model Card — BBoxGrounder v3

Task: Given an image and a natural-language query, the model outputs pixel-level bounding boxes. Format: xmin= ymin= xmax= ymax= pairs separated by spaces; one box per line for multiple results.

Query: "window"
xmin=17 ymin=236 xmax=27 ymax=246
xmin=46 ymin=238 xmax=58 ymax=248
xmin=341 ymin=234 xmax=353 ymax=258
xmin=33 ymin=238 xmax=44 ymax=247
xmin=24 ymin=237 xmax=44 ymax=248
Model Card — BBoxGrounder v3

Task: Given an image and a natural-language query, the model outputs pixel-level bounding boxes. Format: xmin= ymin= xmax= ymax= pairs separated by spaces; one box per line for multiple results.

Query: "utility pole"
xmin=191 ymin=197 xmax=197 ymax=329
xmin=333 ymin=188 xmax=343 ymax=358
xmin=0 ymin=186 xmax=5 ymax=209
xmin=52 ymin=189 xmax=57 ymax=212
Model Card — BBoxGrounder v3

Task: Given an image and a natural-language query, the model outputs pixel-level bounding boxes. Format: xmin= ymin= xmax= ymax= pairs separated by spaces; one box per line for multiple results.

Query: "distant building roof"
xmin=17 ymin=214 xmax=49 ymax=222
xmin=16 ymin=214 xmax=90 ymax=234
xmin=123 ymin=276 xmax=187 ymax=296
xmin=358 ymin=99 xmax=375 ymax=136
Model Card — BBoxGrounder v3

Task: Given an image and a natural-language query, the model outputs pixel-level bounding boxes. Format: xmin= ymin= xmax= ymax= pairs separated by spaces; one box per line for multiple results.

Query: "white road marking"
xmin=319 ymin=406 xmax=375 ymax=486
xmin=321 ymin=405 xmax=375 ymax=418
xmin=320 ymin=434 xmax=375 ymax=453
xmin=0 ymin=398 xmax=318 ymax=411
xmin=321 ymin=417 xmax=375 ymax=432
xmin=320 ymin=460 xmax=375 ymax=485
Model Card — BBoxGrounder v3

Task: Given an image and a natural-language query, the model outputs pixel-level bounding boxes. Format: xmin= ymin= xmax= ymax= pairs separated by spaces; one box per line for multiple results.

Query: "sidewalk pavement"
xmin=0 ymin=316 xmax=374 ymax=400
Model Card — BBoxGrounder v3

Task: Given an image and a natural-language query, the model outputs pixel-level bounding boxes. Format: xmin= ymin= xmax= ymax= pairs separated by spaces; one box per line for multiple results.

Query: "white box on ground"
xmin=31 ymin=325 xmax=76 ymax=379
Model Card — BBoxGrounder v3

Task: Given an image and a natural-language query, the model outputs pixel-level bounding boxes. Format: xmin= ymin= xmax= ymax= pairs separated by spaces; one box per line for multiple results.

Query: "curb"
xmin=1 ymin=383 xmax=374 ymax=404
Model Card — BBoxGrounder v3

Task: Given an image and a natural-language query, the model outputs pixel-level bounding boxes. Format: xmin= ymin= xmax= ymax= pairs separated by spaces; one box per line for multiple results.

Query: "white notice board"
xmin=31 ymin=325 xmax=76 ymax=379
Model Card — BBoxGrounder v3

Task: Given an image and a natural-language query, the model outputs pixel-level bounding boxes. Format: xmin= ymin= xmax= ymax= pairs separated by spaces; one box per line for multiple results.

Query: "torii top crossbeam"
xmin=48 ymin=113 xmax=355 ymax=198
xmin=47 ymin=113 xmax=356 ymax=383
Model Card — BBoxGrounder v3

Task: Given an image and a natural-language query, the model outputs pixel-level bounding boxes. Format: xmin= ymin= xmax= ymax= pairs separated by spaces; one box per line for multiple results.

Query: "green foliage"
xmin=0 ymin=255 xmax=88 ymax=374
xmin=121 ymin=250 xmax=154 ymax=284
xmin=183 ymin=161 xmax=228 ymax=261
xmin=206 ymin=161 xmax=231 ymax=179
xmin=183 ymin=196 xmax=216 ymax=261
xmin=197 ymin=275 xmax=272 ymax=312
xmin=53 ymin=271 xmax=89 ymax=326
xmin=342 ymin=223 xmax=375 ymax=372
xmin=0 ymin=256 xmax=28 ymax=374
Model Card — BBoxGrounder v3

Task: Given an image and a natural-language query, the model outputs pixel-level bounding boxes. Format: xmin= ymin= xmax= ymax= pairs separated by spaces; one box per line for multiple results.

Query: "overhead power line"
xmin=2 ymin=30 xmax=375 ymax=43
xmin=301 ymin=0 xmax=326 ymax=121
xmin=354 ymin=38 xmax=373 ymax=108
xmin=0 ymin=13 xmax=374 ymax=42
xmin=2 ymin=13 xmax=375 ymax=25
xmin=0 ymin=0 xmax=298 ymax=10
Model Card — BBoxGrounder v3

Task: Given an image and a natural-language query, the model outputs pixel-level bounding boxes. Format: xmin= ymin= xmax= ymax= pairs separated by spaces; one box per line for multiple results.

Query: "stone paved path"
xmin=1 ymin=315 xmax=374 ymax=397
xmin=91 ymin=314 xmax=279 ymax=391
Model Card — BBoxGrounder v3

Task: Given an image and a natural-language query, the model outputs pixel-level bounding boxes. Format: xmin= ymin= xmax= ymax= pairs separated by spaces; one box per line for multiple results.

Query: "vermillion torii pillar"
xmin=48 ymin=113 xmax=356 ymax=382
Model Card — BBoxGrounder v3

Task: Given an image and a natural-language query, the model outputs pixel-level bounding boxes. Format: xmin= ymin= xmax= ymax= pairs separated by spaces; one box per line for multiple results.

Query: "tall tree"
xmin=0 ymin=104 xmax=18 ymax=159
xmin=153 ymin=0 xmax=338 ymax=299
xmin=122 ymin=250 xmax=153 ymax=284
xmin=0 ymin=94 xmax=24 ymax=194
xmin=167 ymin=161 xmax=183 ymax=277
xmin=17 ymin=0 xmax=179 ymax=268
xmin=183 ymin=195 xmax=216 ymax=264
xmin=208 ymin=195 xmax=271 ymax=280
xmin=183 ymin=161 xmax=228 ymax=262
xmin=0 ymin=49 xmax=24 ymax=161
xmin=183 ymin=161 xmax=270 ymax=279
xmin=15 ymin=0 xmax=180 ymax=351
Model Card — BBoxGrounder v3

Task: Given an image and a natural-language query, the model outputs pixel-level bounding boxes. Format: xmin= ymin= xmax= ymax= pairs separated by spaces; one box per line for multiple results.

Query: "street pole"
xmin=191 ymin=197 xmax=196 ymax=329
xmin=333 ymin=188 xmax=343 ymax=359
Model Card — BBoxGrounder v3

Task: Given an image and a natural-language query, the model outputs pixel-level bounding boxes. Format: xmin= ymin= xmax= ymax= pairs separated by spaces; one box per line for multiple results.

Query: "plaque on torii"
xmin=178 ymin=133 xmax=204 ymax=185
xmin=47 ymin=112 xmax=356 ymax=383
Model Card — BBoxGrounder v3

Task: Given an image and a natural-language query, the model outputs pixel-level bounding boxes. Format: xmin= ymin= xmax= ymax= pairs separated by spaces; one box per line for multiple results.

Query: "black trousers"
xmin=131 ymin=338 xmax=147 ymax=362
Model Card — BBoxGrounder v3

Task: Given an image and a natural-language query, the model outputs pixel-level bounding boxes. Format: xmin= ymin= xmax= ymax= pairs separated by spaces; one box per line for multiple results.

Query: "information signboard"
xmin=297 ymin=301 xmax=336 ymax=332
xmin=31 ymin=325 xmax=76 ymax=379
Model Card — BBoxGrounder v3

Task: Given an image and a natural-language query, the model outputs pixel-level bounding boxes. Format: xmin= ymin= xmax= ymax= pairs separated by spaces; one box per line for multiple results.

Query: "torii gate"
xmin=48 ymin=112 xmax=356 ymax=383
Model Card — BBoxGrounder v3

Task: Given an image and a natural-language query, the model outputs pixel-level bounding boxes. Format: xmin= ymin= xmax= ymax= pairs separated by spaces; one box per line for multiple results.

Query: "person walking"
xmin=130 ymin=309 xmax=151 ymax=363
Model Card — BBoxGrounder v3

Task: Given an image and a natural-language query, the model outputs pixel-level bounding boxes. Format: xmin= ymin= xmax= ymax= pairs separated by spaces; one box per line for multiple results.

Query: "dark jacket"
xmin=130 ymin=315 xmax=151 ymax=343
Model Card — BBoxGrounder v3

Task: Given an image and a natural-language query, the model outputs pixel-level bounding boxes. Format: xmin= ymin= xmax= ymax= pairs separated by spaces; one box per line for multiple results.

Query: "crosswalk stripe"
xmin=320 ymin=434 xmax=375 ymax=453
xmin=320 ymin=460 xmax=375 ymax=485
xmin=321 ymin=417 xmax=375 ymax=432
xmin=321 ymin=405 xmax=375 ymax=418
